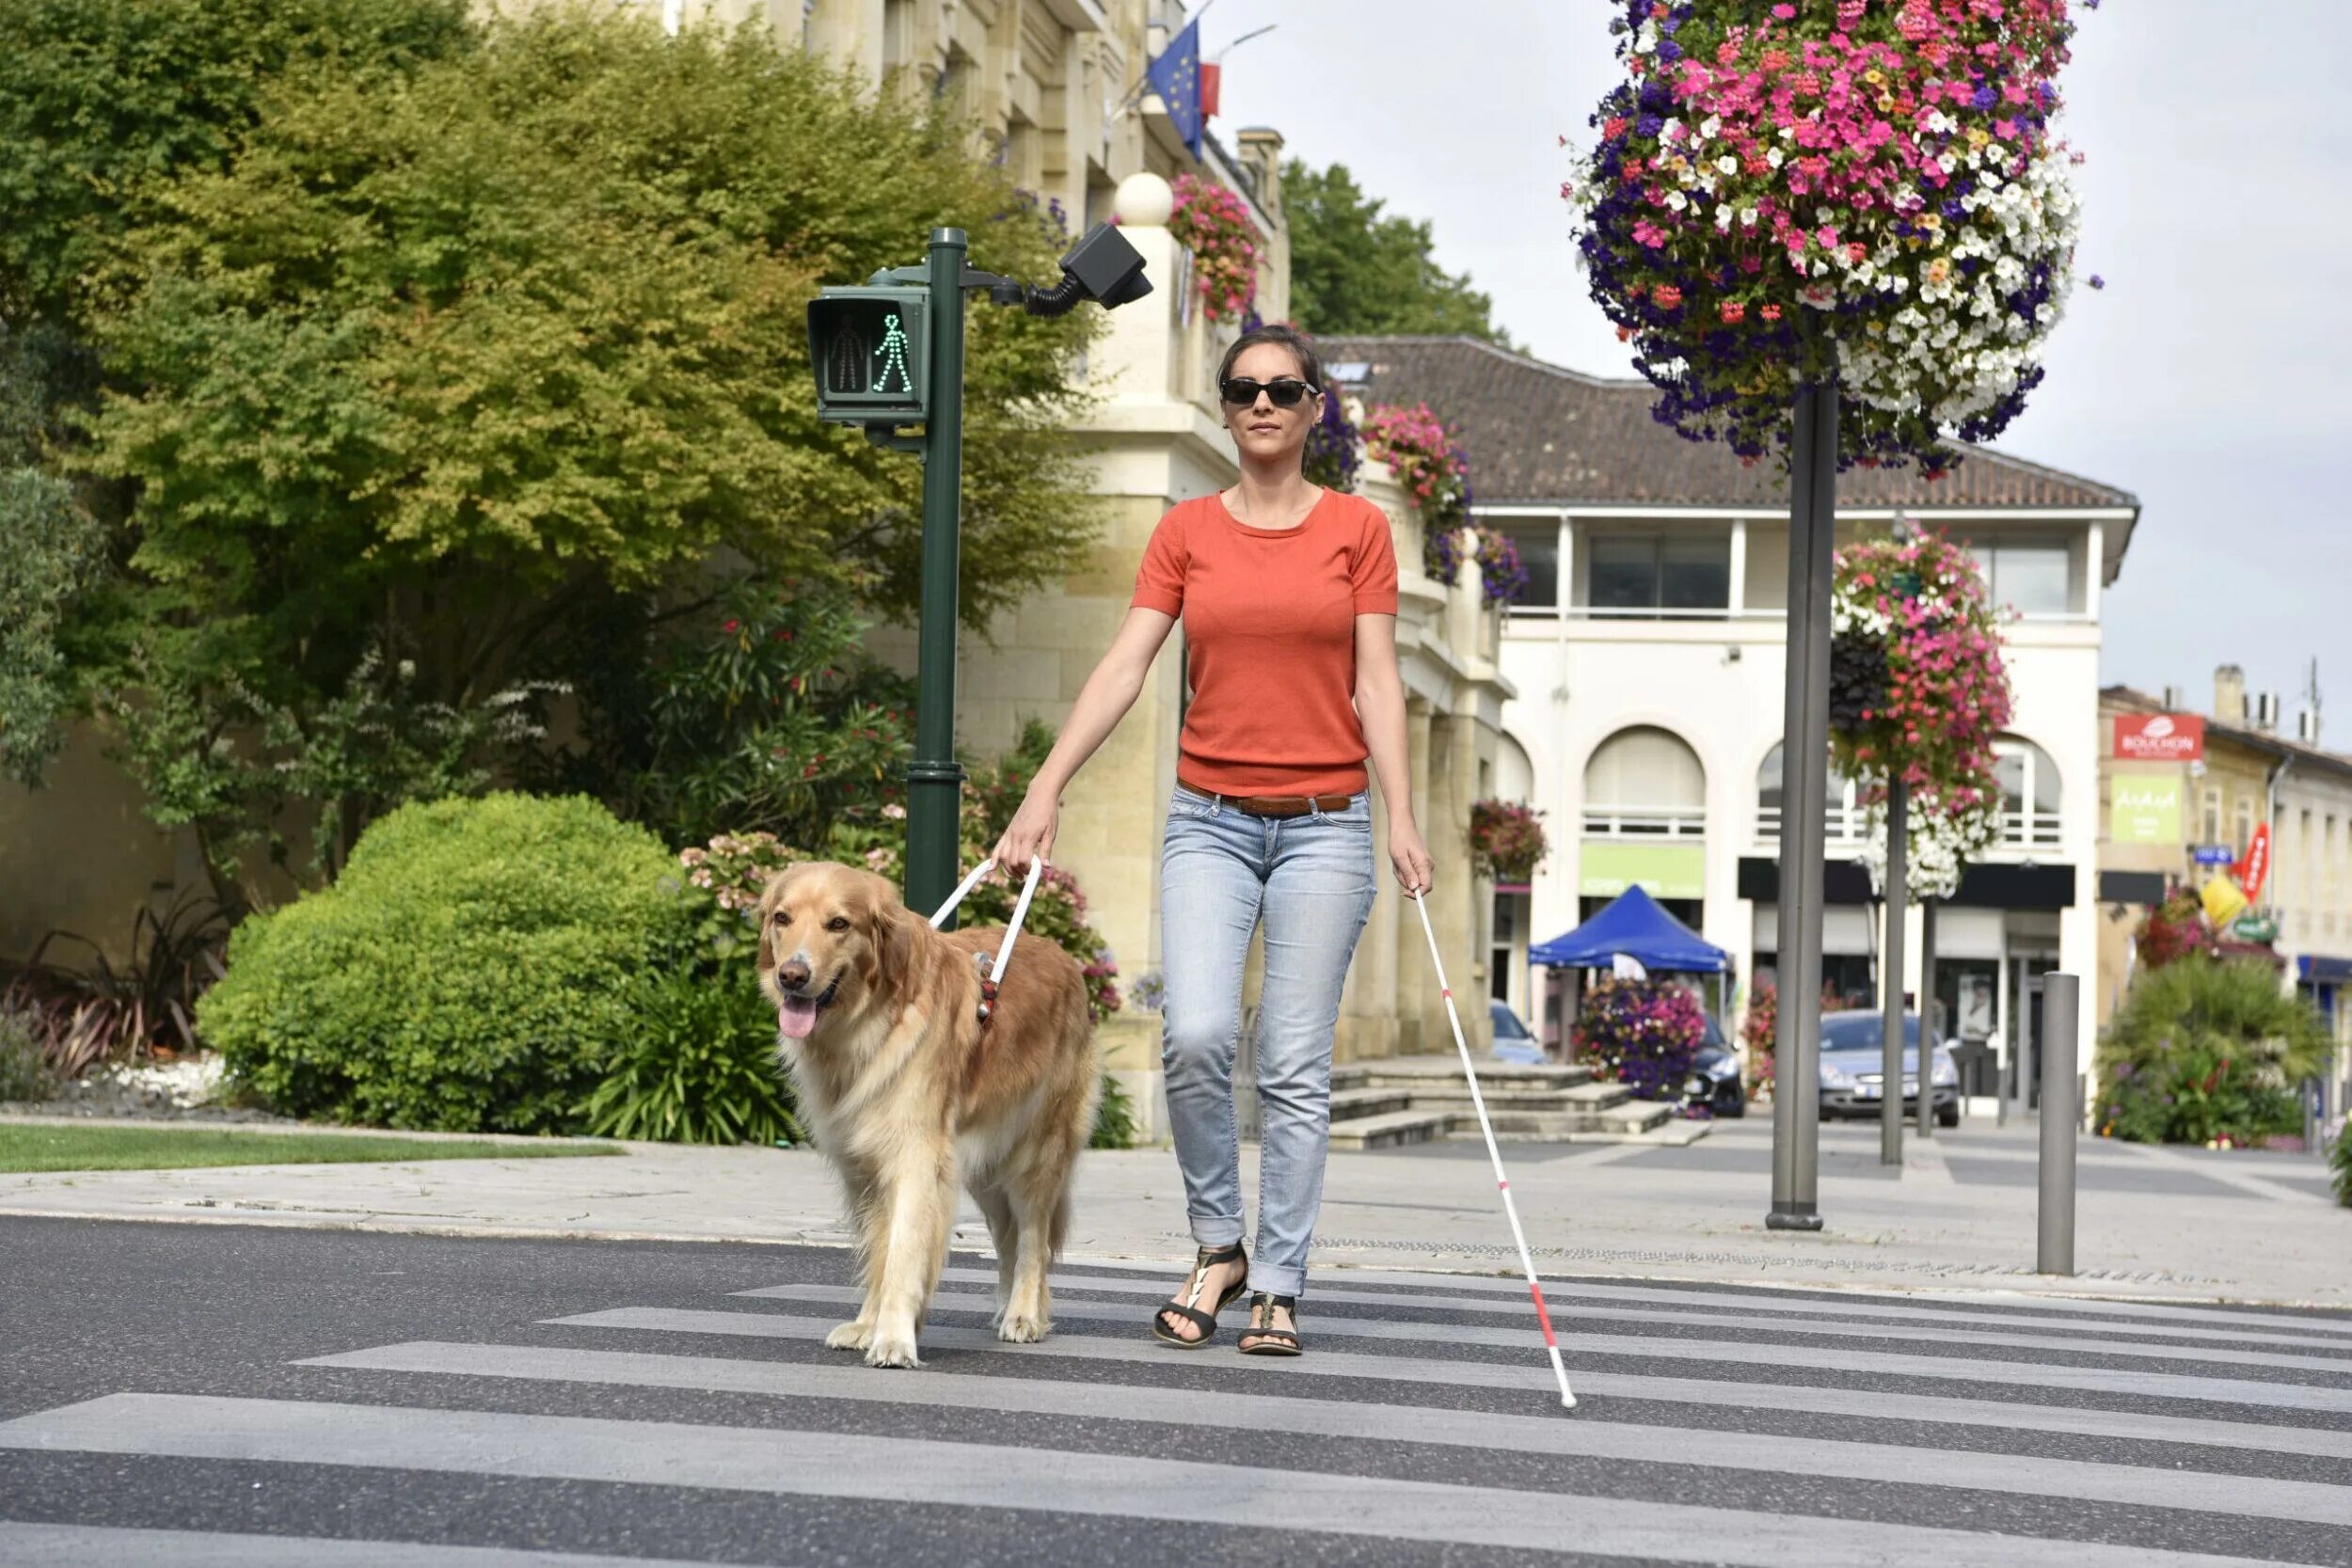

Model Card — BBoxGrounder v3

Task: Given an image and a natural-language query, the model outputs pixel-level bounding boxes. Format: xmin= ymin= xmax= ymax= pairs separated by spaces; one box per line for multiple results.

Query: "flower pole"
xmin=1832 ymin=527 xmax=2015 ymax=1159
xmin=1565 ymin=0 xmax=2086 ymax=1225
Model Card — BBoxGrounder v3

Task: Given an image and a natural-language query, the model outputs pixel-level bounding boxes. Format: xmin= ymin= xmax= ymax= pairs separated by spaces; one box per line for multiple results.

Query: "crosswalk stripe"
xmin=0 ymin=1521 xmax=718 ymax=1567
xmin=934 ymin=1268 xmax=2352 ymax=1373
xmin=545 ymin=1307 xmax=2352 ymax=1460
xmin=732 ymin=1283 xmax=2352 ymax=1414
xmin=1048 ymin=1259 xmax=2352 ymax=1354
xmin=0 ymin=1392 xmax=2304 ymax=1568
xmin=301 ymin=1339 xmax=2352 ymax=1528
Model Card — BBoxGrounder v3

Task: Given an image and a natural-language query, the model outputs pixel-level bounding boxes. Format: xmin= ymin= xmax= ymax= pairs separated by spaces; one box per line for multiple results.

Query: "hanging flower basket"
xmin=1831 ymin=527 xmax=2012 ymax=900
xmin=1470 ymin=799 xmax=1549 ymax=882
xmin=1168 ymin=173 xmax=1262 ymax=324
xmin=1362 ymin=402 xmax=1474 ymax=580
xmin=1303 ymin=379 xmax=1361 ymax=491
xmin=1561 ymin=0 xmax=2089 ymax=471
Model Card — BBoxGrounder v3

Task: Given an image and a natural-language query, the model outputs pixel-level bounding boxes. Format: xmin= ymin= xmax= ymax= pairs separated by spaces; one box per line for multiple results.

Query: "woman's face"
xmin=1220 ymin=342 xmax=1322 ymax=469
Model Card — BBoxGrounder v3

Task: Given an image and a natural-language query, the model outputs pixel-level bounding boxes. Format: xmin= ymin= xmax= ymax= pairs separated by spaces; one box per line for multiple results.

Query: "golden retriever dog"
xmin=755 ymin=861 xmax=1098 ymax=1369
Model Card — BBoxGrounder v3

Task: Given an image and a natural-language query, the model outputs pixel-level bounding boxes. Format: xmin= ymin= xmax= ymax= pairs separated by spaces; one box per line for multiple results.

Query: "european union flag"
xmin=1146 ymin=17 xmax=1203 ymax=158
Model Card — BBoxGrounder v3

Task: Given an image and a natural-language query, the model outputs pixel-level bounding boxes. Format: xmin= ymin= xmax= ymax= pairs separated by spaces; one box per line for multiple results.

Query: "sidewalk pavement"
xmin=2 ymin=1112 xmax=2344 ymax=1307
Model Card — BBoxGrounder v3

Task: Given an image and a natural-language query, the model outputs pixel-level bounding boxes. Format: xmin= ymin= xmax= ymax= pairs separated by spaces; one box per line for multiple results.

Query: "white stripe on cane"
xmin=1410 ymin=888 xmax=1578 ymax=1411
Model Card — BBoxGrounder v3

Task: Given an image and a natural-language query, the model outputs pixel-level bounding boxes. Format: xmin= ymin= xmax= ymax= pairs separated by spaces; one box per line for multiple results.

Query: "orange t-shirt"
xmin=1130 ymin=488 xmax=1399 ymax=797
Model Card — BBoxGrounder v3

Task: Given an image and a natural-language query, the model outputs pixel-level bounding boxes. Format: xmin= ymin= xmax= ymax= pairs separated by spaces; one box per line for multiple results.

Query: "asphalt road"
xmin=4 ymin=1217 xmax=2350 ymax=1567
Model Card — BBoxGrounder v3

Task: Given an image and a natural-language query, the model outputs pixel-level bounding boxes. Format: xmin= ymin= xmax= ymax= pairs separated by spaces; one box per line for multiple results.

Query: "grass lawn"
xmin=0 ymin=1123 xmax=623 ymax=1175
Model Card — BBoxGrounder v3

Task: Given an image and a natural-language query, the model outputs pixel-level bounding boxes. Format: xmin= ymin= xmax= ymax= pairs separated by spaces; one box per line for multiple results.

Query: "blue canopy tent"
xmin=1529 ymin=884 xmax=1729 ymax=974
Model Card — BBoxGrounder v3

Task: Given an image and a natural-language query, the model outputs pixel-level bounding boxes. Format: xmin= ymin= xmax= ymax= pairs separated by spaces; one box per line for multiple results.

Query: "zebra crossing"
xmin=4 ymin=1247 xmax=2350 ymax=1566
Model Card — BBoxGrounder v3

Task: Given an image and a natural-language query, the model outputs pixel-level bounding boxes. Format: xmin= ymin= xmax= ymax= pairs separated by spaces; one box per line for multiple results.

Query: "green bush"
xmin=1090 ymin=1069 xmax=1135 ymax=1151
xmin=199 ymin=793 xmax=696 ymax=1132
xmin=2330 ymin=1117 xmax=2350 ymax=1209
xmin=581 ymin=970 xmax=800 ymax=1147
xmin=2093 ymin=958 xmax=2329 ymax=1147
xmin=0 ymin=1002 xmax=58 ymax=1102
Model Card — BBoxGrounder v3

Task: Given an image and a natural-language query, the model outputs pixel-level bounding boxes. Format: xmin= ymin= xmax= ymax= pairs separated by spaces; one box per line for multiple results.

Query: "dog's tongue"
xmin=777 ymin=994 xmax=820 ymax=1039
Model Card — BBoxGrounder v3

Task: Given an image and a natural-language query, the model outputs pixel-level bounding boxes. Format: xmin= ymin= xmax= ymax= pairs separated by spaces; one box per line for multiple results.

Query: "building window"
xmin=1582 ymin=725 xmax=1705 ymax=837
xmin=1587 ymin=534 xmax=1730 ymax=616
xmin=1993 ymin=736 xmax=2061 ymax=847
xmin=1756 ymin=741 xmax=1858 ymax=842
xmin=1969 ymin=542 xmax=2073 ymax=617
xmin=1497 ymin=523 xmax=1560 ymax=610
xmin=2201 ymin=787 xmax=2222 ymax=846
xmin=2233 ymin=797 xmax=2255 ymax=857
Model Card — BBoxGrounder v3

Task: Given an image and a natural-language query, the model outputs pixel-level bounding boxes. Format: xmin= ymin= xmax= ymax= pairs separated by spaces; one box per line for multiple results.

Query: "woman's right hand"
xmin=992 ymin=789 xmax=1060 ymax=876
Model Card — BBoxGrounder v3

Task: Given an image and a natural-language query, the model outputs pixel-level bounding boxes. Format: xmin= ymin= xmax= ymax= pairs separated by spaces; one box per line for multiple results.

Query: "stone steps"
xmin=1324 ymin=1054 xmax=1707 ymax=1148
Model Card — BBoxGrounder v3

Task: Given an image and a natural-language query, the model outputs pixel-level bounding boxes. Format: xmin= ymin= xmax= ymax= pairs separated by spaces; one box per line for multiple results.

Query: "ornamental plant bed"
xmin=1573 ymin=978 xmax=1706 ymax=1101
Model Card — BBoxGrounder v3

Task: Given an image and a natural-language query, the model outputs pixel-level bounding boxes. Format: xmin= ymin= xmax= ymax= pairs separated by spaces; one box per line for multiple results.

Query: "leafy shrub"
xmin=0 ymin=1002 xmax=58 ymax=1102
xmin=1090 ymin=1070 xmax=1136 ymax=1151
xmin=1573 ymin=978 xmax=1704 ymax=1101
xmin=199 ymin=793 xmax=696 ymax=1132
xmin=2331 ymin=1117 xmax=2351 ymax=1209
xmin=2093 ymin=958 xmax=2329 ymax=1147
xmin=581 ymin=971 xmax=799 ymax=1147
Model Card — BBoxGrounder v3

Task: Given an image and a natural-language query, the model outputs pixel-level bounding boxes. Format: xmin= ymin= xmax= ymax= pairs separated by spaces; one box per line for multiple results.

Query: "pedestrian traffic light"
xmin=807 ymin=287 xmax=929 ymax=424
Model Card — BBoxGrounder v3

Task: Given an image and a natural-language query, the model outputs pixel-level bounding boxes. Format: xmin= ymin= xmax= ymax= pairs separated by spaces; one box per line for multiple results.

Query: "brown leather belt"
xmin=1177 ymin=778 xmax=1355 ymax=819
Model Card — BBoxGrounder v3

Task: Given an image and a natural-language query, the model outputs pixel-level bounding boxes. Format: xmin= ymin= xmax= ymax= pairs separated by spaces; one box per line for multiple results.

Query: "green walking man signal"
xmin=806 ymin=287 xmax=930 ymax=423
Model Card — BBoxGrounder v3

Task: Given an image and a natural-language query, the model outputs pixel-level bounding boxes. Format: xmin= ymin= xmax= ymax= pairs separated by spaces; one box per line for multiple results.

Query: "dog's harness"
xmin=928 ymin=856 xmax=1045 ymax=1030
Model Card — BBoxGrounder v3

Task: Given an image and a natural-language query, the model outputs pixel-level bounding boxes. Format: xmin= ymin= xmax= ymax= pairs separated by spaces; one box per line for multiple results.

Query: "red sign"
xmin=2113 ymin=713 xmax=2204 ymax=762
xmin=2237 ymin=822 xmax=2272 ymax=904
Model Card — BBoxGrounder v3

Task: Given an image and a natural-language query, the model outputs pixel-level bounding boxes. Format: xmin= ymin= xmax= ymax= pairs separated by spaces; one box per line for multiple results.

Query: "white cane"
xmin=1410 ymin=888 xmax=1578 ymax=1410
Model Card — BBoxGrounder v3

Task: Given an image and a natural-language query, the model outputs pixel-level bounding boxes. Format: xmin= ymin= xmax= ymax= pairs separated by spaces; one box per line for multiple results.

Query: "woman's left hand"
xmin=1388 ymin=817 xmax=1435 ymax=896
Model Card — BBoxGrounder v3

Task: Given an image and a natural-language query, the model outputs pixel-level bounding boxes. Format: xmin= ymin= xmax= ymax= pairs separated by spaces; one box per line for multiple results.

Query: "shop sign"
xmin=2200 ymin=875 xmax=2249 ymax=929
xmin=2108 ymin=775 xmax=2181 ymax=844
xmin=2190 ymin=844 xmax=2236 ymax=866
xmin=1579 ymin=841 xmax=1705 ymax=900
xmin=2113 ymin=713 xmax=2204 ymax=762
xmin=2236 ymin=822 xmax=2272 ymax=903
xmin=2231 ymin=911 xmax=2280 ymax=944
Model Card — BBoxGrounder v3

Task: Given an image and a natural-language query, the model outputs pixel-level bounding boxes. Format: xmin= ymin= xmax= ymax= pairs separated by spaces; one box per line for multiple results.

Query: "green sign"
xmin=2109 ymin=774 xmax=2181 ymax=845
xmin=2231 ymin=911 xmax=2280 ymax=944
xmin=1579 ymin=840 xmax=1705 ymax=899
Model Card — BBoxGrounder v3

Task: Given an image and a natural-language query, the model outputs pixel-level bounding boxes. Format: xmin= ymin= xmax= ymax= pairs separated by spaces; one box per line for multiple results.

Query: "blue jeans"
xmin=1159 ymin=786 xmax=1376 ymax=1298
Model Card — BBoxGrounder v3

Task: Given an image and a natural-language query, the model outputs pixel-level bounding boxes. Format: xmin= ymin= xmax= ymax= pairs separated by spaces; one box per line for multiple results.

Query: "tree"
xmin=45 ymin=8 xmax=1100 ymax=905
xmin=1282 ymin=160 xmax=1517 ymax=349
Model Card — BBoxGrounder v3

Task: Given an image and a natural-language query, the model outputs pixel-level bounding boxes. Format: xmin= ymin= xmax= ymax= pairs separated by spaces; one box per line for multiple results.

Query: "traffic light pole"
xmin=906 ymin=228 xmax=969 ymax=926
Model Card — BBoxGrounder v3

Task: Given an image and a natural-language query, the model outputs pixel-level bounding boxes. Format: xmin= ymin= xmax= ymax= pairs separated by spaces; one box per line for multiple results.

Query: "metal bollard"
xmin=2037 ymin=973 xmax=2080 ymax=1276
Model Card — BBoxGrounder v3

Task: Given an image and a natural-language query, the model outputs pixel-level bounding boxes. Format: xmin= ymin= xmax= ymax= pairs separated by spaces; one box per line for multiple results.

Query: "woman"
xmin=992 ymin=324 xmax=1434 ymax=1356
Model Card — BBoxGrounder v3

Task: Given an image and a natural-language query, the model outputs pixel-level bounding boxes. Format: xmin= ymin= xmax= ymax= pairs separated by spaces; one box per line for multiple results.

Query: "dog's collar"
xmin=972 ymin=951 xmax=999 ymax=1028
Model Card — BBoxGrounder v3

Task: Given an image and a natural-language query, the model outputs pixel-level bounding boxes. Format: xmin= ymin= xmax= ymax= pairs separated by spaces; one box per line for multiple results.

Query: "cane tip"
xmin=1561 ymin=1393 xmax=1579 ymax=1410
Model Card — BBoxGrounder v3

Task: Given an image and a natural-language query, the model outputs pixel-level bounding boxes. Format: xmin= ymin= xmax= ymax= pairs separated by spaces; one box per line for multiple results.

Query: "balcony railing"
xmin=1752 ymin=804 xmax=2063 ymax=851
xmin=1581 ymin=806 xmax=1707 ymax=839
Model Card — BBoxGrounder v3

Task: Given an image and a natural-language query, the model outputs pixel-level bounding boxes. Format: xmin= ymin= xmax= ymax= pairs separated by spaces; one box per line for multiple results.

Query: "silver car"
xmin=1816 ymin=1010 xmax=1960 ymax=1127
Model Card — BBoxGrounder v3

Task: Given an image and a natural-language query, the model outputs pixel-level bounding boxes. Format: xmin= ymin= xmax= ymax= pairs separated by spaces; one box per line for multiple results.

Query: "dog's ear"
xmin=755 ymin=864 xmax=800 ymax=977
xmin=857 ymin=871 xmax=916 ymax=993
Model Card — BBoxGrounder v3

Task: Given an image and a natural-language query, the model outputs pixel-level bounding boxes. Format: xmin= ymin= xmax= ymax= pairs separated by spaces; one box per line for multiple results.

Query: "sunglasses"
xmin=1219 ymin=376 xmax=1321 ymax=409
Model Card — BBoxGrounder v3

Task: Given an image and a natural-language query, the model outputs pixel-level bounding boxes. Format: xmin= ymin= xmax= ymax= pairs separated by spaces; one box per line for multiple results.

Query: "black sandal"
xmin=1151 ymin=1242 xmax=1248 ymax=1349
xmin=1237 ymin=1291 xmax=1302 ymax=1356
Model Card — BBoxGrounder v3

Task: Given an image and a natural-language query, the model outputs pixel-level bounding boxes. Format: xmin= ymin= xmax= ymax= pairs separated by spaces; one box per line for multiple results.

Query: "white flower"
xmin=1717 ymin=154 xmax=1738 ymax=175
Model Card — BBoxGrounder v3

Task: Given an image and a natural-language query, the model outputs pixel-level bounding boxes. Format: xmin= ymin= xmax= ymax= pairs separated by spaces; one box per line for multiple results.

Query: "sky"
xmin=1199 ymin=0 xmax=2351 ymax=731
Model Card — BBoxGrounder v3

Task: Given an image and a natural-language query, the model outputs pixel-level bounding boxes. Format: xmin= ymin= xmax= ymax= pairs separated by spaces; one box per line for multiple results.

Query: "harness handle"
xmin=927 ymin=856 xmax=1046 ymax=1026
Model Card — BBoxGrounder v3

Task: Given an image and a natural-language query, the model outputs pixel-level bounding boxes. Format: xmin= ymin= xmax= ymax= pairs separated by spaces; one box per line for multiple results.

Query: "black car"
xmin=1677 ymin=1014 xmax=1746 ymax=1117
xmin=1816 ymin=1009 xmax=1960 ymax=1127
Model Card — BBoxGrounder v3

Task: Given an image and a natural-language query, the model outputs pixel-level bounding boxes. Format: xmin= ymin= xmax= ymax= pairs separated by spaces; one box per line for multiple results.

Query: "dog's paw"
xmin=825 ymin=1320 xmax=875 ymax=1353
xmin=864 ymin=1326 xmax=923 ymax=1369
xmin=996 ymin=1311 xmax=1052 ymax=1344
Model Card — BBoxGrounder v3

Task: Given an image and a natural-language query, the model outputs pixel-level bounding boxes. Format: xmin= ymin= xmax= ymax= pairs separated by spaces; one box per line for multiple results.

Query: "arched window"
xmin=1994 ymin=736 xmax=2061 ymax=847
xmin=1582 ymin=726 xmax=1705 ymax=838
xmin=1756 ymin=743 xmax=1860 ymax=843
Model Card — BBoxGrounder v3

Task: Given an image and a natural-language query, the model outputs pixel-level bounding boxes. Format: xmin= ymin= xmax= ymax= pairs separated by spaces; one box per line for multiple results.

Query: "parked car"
xmin=1488 ymin=999 xmax=1546 ymax=1065
xmin=1677 ymin=1013 xmax=1746 ymax=1117
xmin=1816 ymin=1010 xmax=1960 ymax=1127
